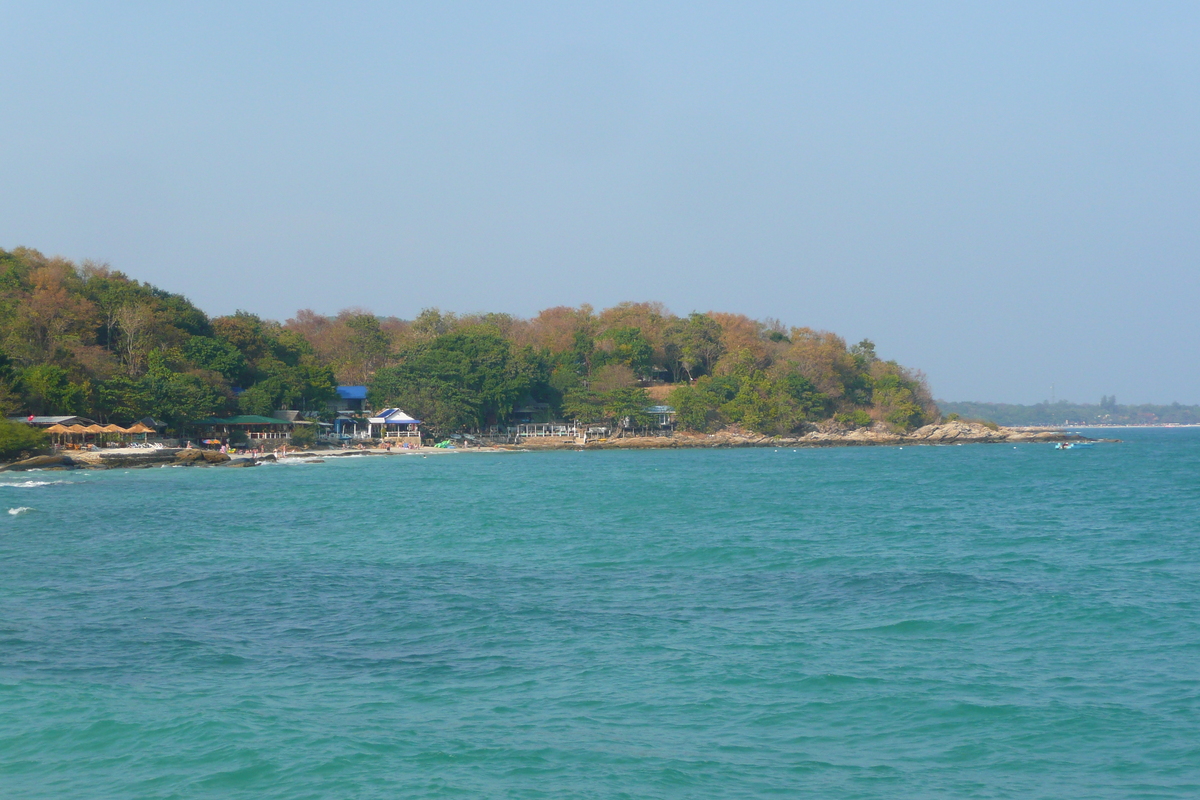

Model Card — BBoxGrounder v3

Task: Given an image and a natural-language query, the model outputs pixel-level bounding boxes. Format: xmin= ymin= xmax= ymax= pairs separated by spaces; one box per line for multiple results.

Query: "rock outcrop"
xmin=0 ymin=454 xmax=77 ymax=471
xmin=173 ymin=449 xmax=231 ymax=465
xmin=502 ymin=420 xmax=1087 ymax=451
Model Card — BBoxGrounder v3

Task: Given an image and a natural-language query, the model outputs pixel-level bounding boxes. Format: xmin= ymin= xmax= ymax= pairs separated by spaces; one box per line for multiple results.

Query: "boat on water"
xmin=1055 ymin=442 xmax=1095 ymax=450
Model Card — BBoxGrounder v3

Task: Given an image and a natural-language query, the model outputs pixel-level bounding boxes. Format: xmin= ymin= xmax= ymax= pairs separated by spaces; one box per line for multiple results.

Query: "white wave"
xmin=8 ymin=507 xmax=34 ymax=516
xmin=0 ymin=479 xmax=76 ymax=488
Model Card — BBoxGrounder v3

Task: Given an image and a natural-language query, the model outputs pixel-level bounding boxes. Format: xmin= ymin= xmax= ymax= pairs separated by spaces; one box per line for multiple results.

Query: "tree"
xmin=562 ymin=387 xmax=605 ymax=424
xmin=666 ymin=313 xmax=723 ymax=381
xmin=0 ymin=352 xmax=22 ymax=415
xmin=19 ymin=364 xmax=89 ymax=415
xmin=871 ymin=371 xmax=927 ymax=431
xmin=289 ymin=423 xmax=318 ymax=448
xmin=667 ymin=384 xmax=713 ymax=432
xmin=238 ymin=384 xmax=278 ymax=416
xmin=183 ymin=336 xmax=245 ymax=382
xmin=346 ymin=313 xmax=392 ymax=377
xmin=368 ymin=328 xmax=531 ymax=434
xmin=602 ymin=386 xmax=653 ymax=436
xmin=114 ymin=303 xmax=157 ymax=375
xmin=596 ymin=327 xmax=654 ymax=377
xmin=0 ymin=418 xmax=47 ymax=459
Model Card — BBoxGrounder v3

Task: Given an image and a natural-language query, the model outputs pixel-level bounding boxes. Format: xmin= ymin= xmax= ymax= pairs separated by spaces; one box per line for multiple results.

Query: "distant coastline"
xmin=939 ymin=399 xmax=1200 ymax=428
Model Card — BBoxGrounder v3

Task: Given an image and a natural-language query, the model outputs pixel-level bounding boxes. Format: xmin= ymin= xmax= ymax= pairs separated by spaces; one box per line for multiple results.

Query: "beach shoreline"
xmin=0 ymin=422 xmax=1101 ymax=471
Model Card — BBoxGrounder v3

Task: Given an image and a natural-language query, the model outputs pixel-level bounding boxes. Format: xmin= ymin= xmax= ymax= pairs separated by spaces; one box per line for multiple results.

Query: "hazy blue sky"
xmin=2 ymin=2 xmax=1197 ymax=404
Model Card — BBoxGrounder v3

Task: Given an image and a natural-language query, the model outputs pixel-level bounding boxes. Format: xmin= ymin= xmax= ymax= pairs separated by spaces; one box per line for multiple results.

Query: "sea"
xmin=2 ymin=428 xmax=1198 ymax=799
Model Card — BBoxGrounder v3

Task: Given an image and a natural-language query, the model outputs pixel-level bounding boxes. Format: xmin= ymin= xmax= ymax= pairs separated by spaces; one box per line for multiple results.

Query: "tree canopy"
xmin=0 ymin=246 xmax=939 ymax=435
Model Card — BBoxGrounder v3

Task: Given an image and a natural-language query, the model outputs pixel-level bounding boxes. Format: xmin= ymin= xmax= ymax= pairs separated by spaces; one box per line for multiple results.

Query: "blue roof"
xmin=647 ymin=405 xmax=675 ymax=414
xmin=337 ymin=385 xmax=368 ymax=400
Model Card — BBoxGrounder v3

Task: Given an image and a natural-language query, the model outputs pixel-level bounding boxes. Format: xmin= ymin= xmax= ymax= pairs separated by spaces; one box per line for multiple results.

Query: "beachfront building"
xmin=329 ymin=386 xmax=369 ymax=414
xmin=510 ymin=402 xmax=552 ymax=424
xmin=368 ymin=408 xmax=422 ymax=446
xmin=332 ymin=412 xmax=369 ymax=441
xmin=647 ymin=405 xmax=676 ymax=430
xmin=8 ymin=415 xmax=97 ymax=428
xmin=512 ymin=421 xmax=579 ymax=438
xmin=193 ymin=415 xmax=296 ymax=445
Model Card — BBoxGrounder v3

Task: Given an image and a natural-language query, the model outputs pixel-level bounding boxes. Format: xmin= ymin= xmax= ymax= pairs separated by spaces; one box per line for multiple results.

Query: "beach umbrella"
xmin=102 ymin=424 xmax=130 ymax=443
xmin=61 ymin=424 xmax=88 ymax=447
xmin=125 ymin=421 xmax=155 ymax=443
xmin=45 ymin=423 xmax=70 ymax=445
xmin=83 ymin=424 xmax=106 ymax=434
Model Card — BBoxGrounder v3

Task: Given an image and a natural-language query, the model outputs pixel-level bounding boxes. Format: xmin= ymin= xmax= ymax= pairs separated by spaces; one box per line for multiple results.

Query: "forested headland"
xmin=0 ymin=247 xmax=937 ymax=444
xmin=939 ymin=399 xmax=1200 ymax=427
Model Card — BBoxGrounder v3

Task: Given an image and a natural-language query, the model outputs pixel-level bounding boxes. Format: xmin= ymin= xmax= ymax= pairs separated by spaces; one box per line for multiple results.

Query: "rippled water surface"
xmin=2 ymin=430 xmax=1199 ymax=798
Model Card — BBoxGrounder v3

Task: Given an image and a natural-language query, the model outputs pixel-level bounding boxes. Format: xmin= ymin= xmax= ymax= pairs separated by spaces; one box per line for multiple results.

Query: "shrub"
xmin=289 ymin=424 xmax=318 ymax=448
xmin=834 ymin=410 xmax=872 ymax=429
xmin=0 ymin=419 xmax=49 ymax=460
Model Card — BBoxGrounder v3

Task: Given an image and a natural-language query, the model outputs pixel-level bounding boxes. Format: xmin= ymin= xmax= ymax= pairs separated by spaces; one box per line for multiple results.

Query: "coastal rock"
xmin=173 ymin=450 xmax=231 ymax=465
xmin=908 ymin=421 xmax=1006 ymax=443
xmin=77 ymin=450 xmax=179 ymax=468
xmin=0 ymin=454 xmax=77 ymax=471
xmin=223 ymin=458 xmax=259 ymax=467
xmin=498 ymin=420 xmax=1090 ymax=451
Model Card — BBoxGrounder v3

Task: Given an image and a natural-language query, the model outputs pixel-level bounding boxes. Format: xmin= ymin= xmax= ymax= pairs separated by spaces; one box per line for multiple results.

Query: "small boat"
xmin=1055 ymin=441 xmax=1095 ymax=450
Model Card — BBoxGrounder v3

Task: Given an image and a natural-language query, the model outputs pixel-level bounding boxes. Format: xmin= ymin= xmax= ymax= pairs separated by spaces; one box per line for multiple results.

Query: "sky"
xmin=2 ymin=2 xmax=1198 ymax=405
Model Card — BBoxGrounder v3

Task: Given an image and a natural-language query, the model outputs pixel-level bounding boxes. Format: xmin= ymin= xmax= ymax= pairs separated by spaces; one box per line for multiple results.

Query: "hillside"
xmin=0 ymin=246 xmax=937 ymax=437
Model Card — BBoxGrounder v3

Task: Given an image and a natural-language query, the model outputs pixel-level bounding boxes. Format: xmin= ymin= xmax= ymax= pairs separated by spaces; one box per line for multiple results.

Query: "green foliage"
xmin=96 ymin=351 xmax=223 ymax=429
xmin=604 ymin=386 xmax=653 ymax=433
xmin=346 ymin=314 xmax=391 ymax=374
xmin=237 ymin=384 xmax=277 ymax=416
xmin=0 ymin=418 xmax=48 ymax=459
xmin=0 ymin=247 xmax=938 ymax=437
xmin=183 ymin=336 xmax=245 ymax=381
xmin=597 ymin=327 xmax=654 ymax=377
xmin=562 ymin=385 xmax=652 ymax=435
xmin=19 ymin=365 xmax=89 ymax=415
xmin=835 ymin=410 xmax=873 ymax=428
xmin=667 ymin=384 xmax=714 ymax=432
xmin=872 ymin=371 xmax=930 ymax=431
xmin=562 ymin=387 xmax=605 ymax=424
xmin=289 ymin=424 xmax=318 ymax=448
xmin=368 ymin=329 xmax=530 ymax=434
xmin=667 ymin=369 xmax=826 ymax=436
xmin=665 ymin=313 xmax=723 ymax=381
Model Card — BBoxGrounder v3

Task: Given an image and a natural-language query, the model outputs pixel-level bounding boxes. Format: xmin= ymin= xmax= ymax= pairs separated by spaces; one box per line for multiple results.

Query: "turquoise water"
xmin=2 ymin=430 xmax=1198 ymax=799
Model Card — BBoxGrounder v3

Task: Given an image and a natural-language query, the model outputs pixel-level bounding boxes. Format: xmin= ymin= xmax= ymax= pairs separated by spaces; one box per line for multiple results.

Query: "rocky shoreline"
xmin=501 ymin=420 xmax=1103 ymax=451
xmin=0 ymin=422 xmax=1106 ymax=471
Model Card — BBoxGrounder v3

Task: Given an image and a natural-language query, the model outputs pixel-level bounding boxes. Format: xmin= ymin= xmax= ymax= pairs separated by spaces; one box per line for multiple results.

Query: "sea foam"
xmin=0 ymin=479 xmax=75 ymax=488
